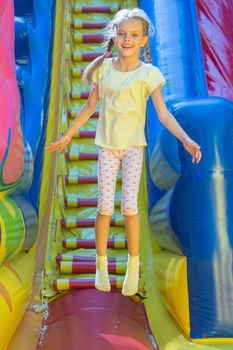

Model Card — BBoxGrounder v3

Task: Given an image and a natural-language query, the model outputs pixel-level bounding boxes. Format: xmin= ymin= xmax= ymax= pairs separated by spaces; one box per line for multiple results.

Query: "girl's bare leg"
xmin=124 ymin=214 xmax=140 ymax=256
xmin=95 ymin=212 xmax=111 ymax=255
xmin=122 ymin=214 xmax=140 ymax=296
xmin=94 ymin=212 xmax=111 ymax=292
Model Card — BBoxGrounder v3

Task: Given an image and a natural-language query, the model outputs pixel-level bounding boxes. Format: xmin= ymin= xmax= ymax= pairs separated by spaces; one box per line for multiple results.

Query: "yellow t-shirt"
xmin=91 ymin=57 xmax=166 ymax=149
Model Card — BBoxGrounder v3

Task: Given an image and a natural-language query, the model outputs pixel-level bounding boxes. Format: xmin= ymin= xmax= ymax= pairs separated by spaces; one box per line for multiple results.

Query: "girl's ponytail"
xmin=105 ymin=37 xmax=114 ymax=56
xmin=82 ymin=37 xmax=114 ymax=86
xmin=144 ymin=42 xmax=152 ymax=64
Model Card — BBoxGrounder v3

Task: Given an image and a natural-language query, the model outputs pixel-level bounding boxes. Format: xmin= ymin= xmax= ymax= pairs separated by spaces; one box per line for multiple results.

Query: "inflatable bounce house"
xmin=1 ymin=0 xmax=233 ymax=349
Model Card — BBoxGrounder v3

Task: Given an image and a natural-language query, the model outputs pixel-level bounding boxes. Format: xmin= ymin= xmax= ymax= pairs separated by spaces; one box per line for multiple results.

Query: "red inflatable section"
xmin=37 ymin=290 xmax=158 ymax=350
xmin=0 ymin=0 xmax=24 ymax=185
xmin=197 ymin=0 xmax=233 ymax=101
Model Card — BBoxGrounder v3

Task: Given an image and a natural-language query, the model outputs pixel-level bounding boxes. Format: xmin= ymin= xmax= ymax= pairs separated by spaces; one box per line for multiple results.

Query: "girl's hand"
xmin=45 ymin=134 xmax=72 ymax=153
xmin=183 ymin=137 xmax=202 ymax=164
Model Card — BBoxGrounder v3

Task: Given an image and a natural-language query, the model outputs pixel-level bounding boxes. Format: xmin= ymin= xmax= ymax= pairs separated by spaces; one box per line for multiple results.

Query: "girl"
xmin=46 ymin=8 xmax=202 ymax=296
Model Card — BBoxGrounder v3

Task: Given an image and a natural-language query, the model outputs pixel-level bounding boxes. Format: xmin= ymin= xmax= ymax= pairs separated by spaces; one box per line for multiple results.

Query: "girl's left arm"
xmin=151 ymin=87 xmax=202 ymax=164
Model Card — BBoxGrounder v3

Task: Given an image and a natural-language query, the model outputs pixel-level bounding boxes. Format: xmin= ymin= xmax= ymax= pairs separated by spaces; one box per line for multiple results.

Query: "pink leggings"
xmin=97 ymin=146 xmax=144 ymax=216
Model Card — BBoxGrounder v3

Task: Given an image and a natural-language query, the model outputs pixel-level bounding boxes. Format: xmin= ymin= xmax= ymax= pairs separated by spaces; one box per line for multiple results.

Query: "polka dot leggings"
xmin=97 ymin=146 xmax=144 ymax=216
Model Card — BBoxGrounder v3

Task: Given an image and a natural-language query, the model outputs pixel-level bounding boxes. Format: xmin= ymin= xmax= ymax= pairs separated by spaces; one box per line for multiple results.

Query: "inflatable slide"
xmin=0 ymin=0 xmax=233 ymax=349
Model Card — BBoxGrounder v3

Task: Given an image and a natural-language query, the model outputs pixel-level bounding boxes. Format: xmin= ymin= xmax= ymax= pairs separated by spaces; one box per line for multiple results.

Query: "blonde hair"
xmin=82 ymin=8 xmax=154 ymax=85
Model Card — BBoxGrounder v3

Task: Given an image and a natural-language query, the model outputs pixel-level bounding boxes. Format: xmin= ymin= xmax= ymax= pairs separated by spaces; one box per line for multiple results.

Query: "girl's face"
xmin=114 ymin=18 xmax=148 ymax=59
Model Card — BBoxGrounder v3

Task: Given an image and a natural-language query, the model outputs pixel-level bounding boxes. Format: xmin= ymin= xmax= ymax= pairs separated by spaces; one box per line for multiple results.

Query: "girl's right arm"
xmin=45 ymin=83 xmax=99 ymax=153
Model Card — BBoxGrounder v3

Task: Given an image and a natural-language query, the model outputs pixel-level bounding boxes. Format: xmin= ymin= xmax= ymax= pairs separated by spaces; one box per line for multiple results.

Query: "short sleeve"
xmin=148 ymin=66 xmax=166 ymax=95
xmin=91 ymin=61 xmax=106 ymax=85
xmin=91 ymin=66 xmax=100 ymax=84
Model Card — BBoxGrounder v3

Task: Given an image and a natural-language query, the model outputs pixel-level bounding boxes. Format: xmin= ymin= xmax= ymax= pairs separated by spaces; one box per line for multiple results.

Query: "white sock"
xmin=122 ymin=254 xmax=140 ymax=296
xmin=95 ymin=254 xmax=111 ymax=292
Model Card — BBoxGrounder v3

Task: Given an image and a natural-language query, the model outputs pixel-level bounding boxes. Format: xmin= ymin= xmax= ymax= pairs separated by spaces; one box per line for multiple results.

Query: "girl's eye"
xmin=117 ymin=33 xmax=139 ymax=37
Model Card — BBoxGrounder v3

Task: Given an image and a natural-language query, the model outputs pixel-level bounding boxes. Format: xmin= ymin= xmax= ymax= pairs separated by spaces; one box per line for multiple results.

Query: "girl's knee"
xmin=97 ymin=199 xmax=114 ymax=216
xmin=97 ymin=208 xmax=114 ymax=216
xmin=121 ymin=207 xmax=138 ymax=216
